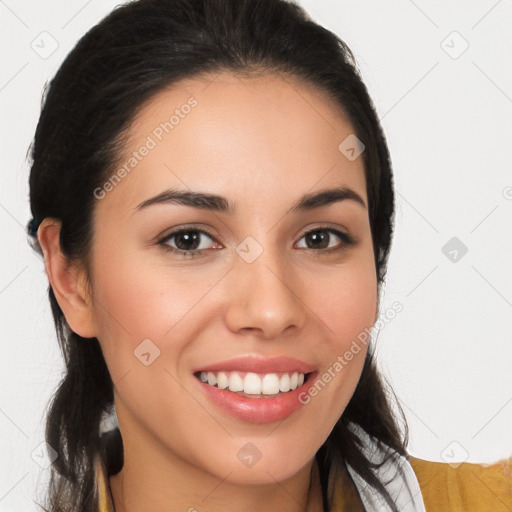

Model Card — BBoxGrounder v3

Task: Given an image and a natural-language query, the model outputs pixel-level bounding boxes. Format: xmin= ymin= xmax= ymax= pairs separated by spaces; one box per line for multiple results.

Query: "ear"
xmin=37 ymin=218 xmax=97 ymax=338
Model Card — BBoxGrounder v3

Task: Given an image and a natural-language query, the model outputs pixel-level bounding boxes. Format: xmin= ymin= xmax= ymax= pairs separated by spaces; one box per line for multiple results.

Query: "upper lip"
xmin=194 ymin=356 xmax=316 ymax=374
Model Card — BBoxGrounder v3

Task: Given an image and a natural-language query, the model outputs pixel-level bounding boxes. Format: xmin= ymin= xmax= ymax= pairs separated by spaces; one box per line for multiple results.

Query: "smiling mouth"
xmin=194 ymin=370 xmax=314 ymax=398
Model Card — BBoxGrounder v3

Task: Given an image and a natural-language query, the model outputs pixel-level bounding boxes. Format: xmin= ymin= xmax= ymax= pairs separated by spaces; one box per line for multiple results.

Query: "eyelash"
xmin=157 ymin=225 xmax=355 ymax=259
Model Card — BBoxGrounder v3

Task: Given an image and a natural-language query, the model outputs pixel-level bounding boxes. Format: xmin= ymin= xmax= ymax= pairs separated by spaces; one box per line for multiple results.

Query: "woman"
xmin=27 ymin=0 xmax=511 ymax=511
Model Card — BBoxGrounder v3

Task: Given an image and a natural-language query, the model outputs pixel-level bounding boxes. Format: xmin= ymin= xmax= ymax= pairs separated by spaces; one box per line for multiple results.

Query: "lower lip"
xmin=196 ymin=373 xmax=318 ymax=423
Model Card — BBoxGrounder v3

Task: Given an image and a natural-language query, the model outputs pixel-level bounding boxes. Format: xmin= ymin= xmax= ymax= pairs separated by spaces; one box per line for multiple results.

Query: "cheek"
xmin=90 ymin=248 xmax=195 ymax=343
xmin=88 ymin=246 xmax=171 ymax=381
xmin=315 ymin=279 xmax=376 ymax=337
xmin=298 ymin=255 xmax=377 ymax=417
xmin=307 ymin=256 xmax=378 ymax=347
xmin=88 ymin=244 xmax=226 ymax=396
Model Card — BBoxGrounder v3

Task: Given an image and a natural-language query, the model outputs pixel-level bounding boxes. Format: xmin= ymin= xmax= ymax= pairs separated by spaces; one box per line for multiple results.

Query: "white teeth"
xmin=279 ymin=373 xmax=291 ymax=392
xmin=216 ymin=371 xmax=228 ymax=389
xmin=199 ymin=370 xmax=307 ymax=395
xmin=244 ymin=373 xmax=261 ymax=394
xmin=290 ymin=372 xmax=298 ymax=389
xmin=228 ymin=372 xmax=244 ymax=392
xmin=261 ymin=374 xmax=280 ymax=395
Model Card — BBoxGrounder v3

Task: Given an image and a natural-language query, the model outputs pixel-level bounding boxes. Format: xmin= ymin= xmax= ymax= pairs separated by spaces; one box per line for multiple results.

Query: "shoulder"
xmin=408 ymin=454 xmax=512 ymax=511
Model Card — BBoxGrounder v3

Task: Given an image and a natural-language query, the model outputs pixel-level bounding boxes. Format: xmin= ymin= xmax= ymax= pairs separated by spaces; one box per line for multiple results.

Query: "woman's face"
xmin=88 ymin=71 xmax=377 ymax=484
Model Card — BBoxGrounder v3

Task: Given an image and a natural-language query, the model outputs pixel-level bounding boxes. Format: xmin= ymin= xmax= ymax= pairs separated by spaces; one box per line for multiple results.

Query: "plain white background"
xmin=1 ymin=0 xmax=511 ymax=509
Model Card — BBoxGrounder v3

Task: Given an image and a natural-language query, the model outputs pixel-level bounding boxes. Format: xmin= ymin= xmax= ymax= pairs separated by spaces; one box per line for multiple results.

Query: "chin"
xmin=223 ymin=465 xmax=305 ymax=486
xmin=202 ymin=448 xmax=311 ymax=486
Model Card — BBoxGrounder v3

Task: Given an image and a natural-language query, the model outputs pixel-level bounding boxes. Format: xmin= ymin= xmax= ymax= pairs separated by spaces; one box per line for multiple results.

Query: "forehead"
xmin=101 ymin=71 xmax=367 ymax=214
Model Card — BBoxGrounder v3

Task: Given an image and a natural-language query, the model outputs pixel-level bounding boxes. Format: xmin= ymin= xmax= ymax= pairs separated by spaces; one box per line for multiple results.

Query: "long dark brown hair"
xmin=27 ymin=0 xmax=407 ymax=510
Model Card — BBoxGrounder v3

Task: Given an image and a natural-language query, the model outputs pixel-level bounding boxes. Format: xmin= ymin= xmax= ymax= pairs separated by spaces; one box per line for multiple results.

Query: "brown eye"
xmin=296 ymin=228 xmax=355 ymax=252
xmin=172 ymin=231 xmax=202 ymax=251
xmin=158 ymin=228 xmax=220 ymax=258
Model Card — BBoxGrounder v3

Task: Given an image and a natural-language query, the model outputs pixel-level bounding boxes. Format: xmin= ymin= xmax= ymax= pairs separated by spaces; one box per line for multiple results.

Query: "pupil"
xmin=176 ymin=231 xmax=199 ymax=251
xmin=307 ymin=231 xmax=328 ymax=249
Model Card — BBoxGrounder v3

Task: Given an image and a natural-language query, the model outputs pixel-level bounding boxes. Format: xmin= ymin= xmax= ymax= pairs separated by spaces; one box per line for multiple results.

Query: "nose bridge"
xmin=224 ymin=236 xmax=306 ymax=337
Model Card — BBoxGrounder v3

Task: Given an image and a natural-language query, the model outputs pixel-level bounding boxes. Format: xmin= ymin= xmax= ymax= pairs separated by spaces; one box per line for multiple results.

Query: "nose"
xmin=224 ymin=245 xmax=307 ymax=339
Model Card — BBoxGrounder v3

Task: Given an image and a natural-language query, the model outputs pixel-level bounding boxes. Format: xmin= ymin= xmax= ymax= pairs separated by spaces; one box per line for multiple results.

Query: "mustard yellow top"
xmin=94 ymin=454 xmax=512 ymax=511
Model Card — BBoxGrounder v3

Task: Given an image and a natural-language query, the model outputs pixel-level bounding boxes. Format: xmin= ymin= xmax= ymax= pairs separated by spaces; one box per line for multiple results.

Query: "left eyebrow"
xmin=134 ymin=185 xmax=367 ymax=214
xmin=289 ymin=186 xmax=367 ymax=212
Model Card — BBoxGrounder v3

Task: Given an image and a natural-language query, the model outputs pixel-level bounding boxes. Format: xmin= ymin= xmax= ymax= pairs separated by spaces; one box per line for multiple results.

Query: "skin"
xmin=38 ymin=71 xmax=378 ymax=512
